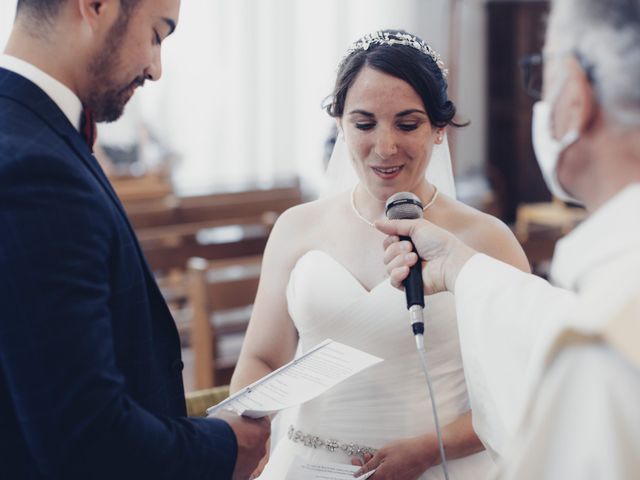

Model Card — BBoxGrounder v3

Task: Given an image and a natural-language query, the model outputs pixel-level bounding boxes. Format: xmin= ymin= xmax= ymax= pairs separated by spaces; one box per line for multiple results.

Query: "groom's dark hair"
xmin=16 ymin=0 xmax=64 ymax=20
xmin=17 ymin=0 xmax=141 ymax=24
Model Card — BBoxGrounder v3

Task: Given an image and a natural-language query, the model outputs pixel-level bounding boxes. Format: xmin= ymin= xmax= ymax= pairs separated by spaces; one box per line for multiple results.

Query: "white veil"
xmin=320 ymin=132 xmax=456 ymax=200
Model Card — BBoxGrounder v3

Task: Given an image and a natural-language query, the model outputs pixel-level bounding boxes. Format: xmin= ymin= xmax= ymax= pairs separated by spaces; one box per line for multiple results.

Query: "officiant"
xmin=378 ymin=0 xmax=640 ymax=478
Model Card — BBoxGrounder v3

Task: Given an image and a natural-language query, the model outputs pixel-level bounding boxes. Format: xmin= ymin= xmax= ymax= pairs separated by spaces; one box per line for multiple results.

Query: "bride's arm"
xmin=354 ymin=410 xmax=483 ymax=478
xmin=230 ymin=207 xmax=307 ymax=394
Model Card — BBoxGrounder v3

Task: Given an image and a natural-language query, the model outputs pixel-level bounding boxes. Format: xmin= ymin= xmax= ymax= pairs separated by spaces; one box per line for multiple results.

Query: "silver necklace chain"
xmin=350 ymin=185 xmax=439 ymax=227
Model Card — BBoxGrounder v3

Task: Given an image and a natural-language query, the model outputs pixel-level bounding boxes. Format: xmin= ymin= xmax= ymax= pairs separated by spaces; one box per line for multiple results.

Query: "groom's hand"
xmin=215 ymin=410 xmax=270 ymax=480
xmin=375 ymin=218 xmax=476 ymax=294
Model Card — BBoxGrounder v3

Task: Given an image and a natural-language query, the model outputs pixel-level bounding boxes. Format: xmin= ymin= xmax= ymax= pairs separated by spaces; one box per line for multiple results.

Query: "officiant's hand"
xmin=215 ymin=410 xmax=270 ymax=480
xmin=375 ymin=219 xmax=476 ymax=294
xmin=352 ymin=434 xmax=441 ymax=479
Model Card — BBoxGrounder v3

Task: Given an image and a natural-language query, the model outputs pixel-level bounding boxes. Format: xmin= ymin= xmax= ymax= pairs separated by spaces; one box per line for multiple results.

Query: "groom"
xmin=378 ymin=0 xmax=640 ymax=478
xmin=0 ymin=1 xmax=268 ymax=478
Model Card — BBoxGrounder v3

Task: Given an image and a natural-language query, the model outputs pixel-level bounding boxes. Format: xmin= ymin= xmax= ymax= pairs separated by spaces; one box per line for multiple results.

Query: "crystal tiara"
xmin=342 ymin=31 xmax=448 ymax=79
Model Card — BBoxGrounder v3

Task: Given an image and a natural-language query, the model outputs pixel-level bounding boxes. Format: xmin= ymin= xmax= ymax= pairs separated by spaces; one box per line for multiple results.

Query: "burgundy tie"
xmin=80 ymin=107 xmax=97 ymax=152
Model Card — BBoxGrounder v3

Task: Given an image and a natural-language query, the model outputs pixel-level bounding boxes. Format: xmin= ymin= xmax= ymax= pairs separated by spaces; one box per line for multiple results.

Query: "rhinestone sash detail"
xmin=287 ymin=425 xmax=377 ymax=457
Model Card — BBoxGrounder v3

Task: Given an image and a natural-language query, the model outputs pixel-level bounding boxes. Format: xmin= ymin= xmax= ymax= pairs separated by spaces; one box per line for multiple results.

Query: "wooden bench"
xmin=126 ymin=181 xmax=303 ymax=229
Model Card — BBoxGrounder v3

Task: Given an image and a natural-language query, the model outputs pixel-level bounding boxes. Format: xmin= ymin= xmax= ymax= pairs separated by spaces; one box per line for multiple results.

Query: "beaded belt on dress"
xmin=287 ymin=425 xmax=377 ymax=457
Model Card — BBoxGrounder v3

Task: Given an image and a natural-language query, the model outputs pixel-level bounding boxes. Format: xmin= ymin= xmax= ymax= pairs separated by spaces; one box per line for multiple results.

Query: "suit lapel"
xmin=60 ymin=127 xmax=171 ymax=305
xmin=0 ymin=68 xmax=166 ymax=299
xmin=62 ymin=123 xmax=129 ymax=216
xmin=0 ymin=69 xmax=128 ymax=218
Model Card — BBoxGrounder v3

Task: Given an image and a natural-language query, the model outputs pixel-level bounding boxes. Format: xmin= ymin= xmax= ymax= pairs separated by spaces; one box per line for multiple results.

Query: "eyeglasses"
xmin=520 ymin=53 xmax=544 ymax=100
xmin=520 ymin=52 xmax=594 ymax=101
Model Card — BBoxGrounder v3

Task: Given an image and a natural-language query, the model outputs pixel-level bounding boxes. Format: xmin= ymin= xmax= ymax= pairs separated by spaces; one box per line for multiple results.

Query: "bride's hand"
xmin=248 ymin=439 xmax=270 ymax=479
xmin=375 ymin=218 xmax=475 ymax=295
xmin=352 ymin=434 xmax=440 ymax=480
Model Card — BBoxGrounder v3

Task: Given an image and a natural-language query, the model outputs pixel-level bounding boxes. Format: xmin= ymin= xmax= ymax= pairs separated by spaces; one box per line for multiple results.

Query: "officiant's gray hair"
xmin=547 ymin=0 xmax=640 ymax=128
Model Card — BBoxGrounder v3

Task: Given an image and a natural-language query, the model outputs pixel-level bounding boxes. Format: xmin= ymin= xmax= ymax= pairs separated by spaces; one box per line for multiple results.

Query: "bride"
xmin=230 ymin=29 xmax=530 ymax=480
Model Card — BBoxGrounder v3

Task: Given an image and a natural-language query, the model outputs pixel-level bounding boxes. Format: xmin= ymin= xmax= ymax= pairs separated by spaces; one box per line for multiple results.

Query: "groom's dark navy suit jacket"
xmin=0 ymin=68 xmax=237 ymax=479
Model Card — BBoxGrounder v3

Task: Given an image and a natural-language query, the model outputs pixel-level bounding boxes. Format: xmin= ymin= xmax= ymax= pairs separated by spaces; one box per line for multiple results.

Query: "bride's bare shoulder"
xmin=272 ymin=195 xmax=341 ymax=233
xmin=438 ymin=195 xmax=530 ymax=272
xmin=263 ymin=195 xmax=344 ymax=264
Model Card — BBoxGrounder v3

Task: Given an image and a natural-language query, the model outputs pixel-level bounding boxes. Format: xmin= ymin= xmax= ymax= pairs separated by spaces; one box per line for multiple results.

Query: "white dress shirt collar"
xmin=551 ymin=182 xmax=640 ymax=290
xmin=0 ymin=53 xmax=82 ymax=131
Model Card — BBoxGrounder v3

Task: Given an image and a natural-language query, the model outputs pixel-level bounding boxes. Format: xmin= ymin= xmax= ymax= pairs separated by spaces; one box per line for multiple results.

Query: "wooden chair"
xmin=515 ymin=200 xmax=586 ymax=240
xmin=185 ymin=385 xmax=230 ymax=417
xmin=156 ymin=272 xmax=192 ymax=346
xmin=110 ymin=173 xmax=174 ymax=205
xmin=138 ymin=216 xmax=273 ymax=276
xmin=188 ymin=255 xmax=262 ymax=389
xmin=142 ymin=216 xmax=275 ymax=350
xmin=141 ymin=216 xmax=271 ymax=347
xmin=515 ymin=200 xmax=586 ymax=277
xmin=127 ymin=183 xmax=302 ymax=353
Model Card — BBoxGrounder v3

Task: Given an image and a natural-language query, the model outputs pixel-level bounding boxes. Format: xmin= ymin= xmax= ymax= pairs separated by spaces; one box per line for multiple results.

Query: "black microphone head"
xmin=385 ymin=192 xmax=423 ymax=220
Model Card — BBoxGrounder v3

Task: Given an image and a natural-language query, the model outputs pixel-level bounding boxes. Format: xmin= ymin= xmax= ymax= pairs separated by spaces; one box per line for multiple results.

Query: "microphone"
xmin=385 ymin=191 xmax=451 ymax=480
xmin=385 ymin=192 xmax=425 ymax=346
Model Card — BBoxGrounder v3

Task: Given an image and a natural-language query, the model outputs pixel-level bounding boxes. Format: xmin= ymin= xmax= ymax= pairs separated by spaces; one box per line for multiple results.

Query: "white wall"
xmin=0 ymin=1 xmax=17 ymax=48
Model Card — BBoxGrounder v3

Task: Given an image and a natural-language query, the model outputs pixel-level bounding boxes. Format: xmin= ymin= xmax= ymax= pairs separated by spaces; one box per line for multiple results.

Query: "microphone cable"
xmin=414 ymin=319 xmax=450 ymax=480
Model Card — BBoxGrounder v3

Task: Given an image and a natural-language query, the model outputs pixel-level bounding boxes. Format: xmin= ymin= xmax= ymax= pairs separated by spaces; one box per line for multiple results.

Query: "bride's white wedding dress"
xmin=258 ymin=250 xmax=493 ymax=479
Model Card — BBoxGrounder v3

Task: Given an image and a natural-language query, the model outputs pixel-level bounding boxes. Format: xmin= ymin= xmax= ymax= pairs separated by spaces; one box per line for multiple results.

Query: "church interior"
xmin=0 ymin=0 xmax=586 ymax=406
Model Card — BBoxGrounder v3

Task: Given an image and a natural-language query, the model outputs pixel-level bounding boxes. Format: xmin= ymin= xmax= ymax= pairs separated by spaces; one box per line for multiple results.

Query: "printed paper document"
xmin=285 ymin=457 xmax=376 ymax=480
xmin=206 ymin=339 xmax=383 ymax=418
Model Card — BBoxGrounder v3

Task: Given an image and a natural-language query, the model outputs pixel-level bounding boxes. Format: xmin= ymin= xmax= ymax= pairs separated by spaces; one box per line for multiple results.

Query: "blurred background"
xmin=1 ymin=0 xmax=585 ymax=391
xmin=1 ymin=0 xmax=547 ymax=208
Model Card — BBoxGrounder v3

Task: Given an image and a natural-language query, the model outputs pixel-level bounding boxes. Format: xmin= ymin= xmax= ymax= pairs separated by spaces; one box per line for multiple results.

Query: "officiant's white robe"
xmin=453 ymin=183 xmax=640 ymax=479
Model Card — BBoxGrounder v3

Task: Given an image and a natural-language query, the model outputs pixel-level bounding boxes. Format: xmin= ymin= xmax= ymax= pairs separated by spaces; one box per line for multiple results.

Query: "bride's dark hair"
xmin=326 ymin=29 xmax=467 ymax=128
